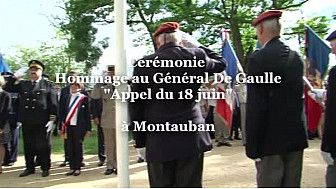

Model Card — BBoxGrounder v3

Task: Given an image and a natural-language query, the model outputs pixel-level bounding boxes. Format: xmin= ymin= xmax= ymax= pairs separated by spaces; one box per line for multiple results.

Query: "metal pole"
xmin=115 ymin=0 xmax=130 ymax=187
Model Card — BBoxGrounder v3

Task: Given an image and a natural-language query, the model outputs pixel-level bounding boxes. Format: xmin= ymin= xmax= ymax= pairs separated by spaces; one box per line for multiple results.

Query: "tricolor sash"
xmin=61 ymin=93 xmax=86 ymax=139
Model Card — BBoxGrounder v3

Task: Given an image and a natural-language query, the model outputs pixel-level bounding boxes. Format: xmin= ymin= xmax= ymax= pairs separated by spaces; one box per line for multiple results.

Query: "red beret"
xmin=153 ymin=22 xmax=179 ymax=37
xmin=252 ymin=10 xmax=282 ymax=26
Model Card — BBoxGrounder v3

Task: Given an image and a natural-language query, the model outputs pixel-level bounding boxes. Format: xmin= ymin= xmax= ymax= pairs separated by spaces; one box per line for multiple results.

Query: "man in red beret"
xmin=321 ymin=30 xmax=336 ymax=187
xmin=130 ymin=22 xmax=227 ymax=187
xmin=245 ymin=10 xmax=308 ymax=187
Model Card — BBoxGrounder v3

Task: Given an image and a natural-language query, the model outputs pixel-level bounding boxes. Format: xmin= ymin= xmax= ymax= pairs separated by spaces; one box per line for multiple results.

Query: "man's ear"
xmin=258 ymin=24 xmax=263 ymax=35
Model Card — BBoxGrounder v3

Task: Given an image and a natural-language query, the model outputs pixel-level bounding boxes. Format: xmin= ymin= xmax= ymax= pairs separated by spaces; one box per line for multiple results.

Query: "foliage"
xmin=18 ymin=124 xmax=101 ymax=155
xmin=6 ymin=32 xmax=84 ymax=84
xmin=55 ymin=0 xmax=332 ymax=73
xmin=55 ymin=0 xmax=111 ymax=74
xmin=283 ymin=16 xmax=330 ymax=54
xmin=204 ymin=0 xmax=311 ymax=69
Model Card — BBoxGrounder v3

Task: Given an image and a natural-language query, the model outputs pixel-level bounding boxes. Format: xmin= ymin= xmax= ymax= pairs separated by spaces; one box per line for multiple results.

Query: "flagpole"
xmin=115 ymin=0 xmax=130 ymax=187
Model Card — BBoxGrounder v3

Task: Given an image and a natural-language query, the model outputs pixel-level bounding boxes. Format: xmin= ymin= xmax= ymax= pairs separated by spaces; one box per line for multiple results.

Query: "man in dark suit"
xmin=4 ymin=60 xmax=58 ymax=177
xmin=130 ymin=22 xmax=226 ymax=187
xmin=91 ymin=98 xmax=105 ymax=166
xmin=245 ymin=10 xmax=308 ymax=187
xmin=321 ymin=30 xmax=336 ymax=187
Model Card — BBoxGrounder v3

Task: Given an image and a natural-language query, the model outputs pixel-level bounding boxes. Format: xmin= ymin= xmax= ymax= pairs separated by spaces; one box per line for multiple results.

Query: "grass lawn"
xmin=18 ymin=125 xmax=100 ymax=155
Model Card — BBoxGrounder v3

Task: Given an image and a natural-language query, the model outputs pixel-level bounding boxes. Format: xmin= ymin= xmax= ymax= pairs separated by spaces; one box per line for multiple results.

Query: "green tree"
xmin=284 ymin=16 xmax=330 ymax=51
xmin=208 ymin=0 xmax=310 ymax=70
xmin=55 ymin=0 xmax=111 ymax=74
xmin=56 ymin=0 xmax=322 ymax=72
xmin=6 ymin=33 xmax=83 ymax=83
xmin=57 ymin=0 xmax=214 ymax=56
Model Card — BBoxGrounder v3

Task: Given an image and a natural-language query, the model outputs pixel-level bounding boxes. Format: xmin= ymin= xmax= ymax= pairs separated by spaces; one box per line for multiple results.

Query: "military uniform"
xmin=91 ymin=82 xmax=117 ymax=172
xmin=90 ymin=98 xmax=105 ymax=165
xmin=4 ymin=60 xmax=57 ymax=176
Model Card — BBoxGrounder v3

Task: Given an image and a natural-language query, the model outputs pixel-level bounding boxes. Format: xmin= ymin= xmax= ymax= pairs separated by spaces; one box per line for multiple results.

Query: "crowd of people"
xmin=0 ymin=9 xmax=335 ymax=188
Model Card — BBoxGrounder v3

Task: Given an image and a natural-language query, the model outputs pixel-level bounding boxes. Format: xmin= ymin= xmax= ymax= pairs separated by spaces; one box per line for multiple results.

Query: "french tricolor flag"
xmin=215 ymin=30 xmax=239 ymax=131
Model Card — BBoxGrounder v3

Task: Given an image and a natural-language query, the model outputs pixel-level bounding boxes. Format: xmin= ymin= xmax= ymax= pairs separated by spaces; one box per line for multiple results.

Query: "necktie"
xmin=32 ymin=81 xmax=37 ymax=88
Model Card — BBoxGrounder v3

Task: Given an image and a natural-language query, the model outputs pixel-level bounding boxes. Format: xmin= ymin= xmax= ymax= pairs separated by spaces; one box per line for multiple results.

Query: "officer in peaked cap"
xmin=245 ymin=10 xmax=308 ymax=187
xmin=1 ymin=72 xmax=14 ymax=77
xmin=4 ymin=60 xmax=57 ymax=177
xmin=28 ymin=60 xmax=45 ymax=70
xmin=321 ymin=30 xmax=336 ymax=187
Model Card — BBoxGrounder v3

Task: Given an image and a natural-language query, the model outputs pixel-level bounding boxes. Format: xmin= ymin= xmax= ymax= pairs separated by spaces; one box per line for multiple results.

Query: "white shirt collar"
xmin=31 ymin=76 xmax=42 ymax=83
xmin=71 ymin=92 xmax=80 ymax=97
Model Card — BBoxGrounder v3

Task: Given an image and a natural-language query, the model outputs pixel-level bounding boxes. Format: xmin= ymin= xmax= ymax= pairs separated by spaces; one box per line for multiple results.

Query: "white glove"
xmin=311 ymin=89 xmax=326 ymax=99
xmin=45 ymin=121 xmax=55 ymax=133
xmin=321 ymin=151 xmax=334 ymax=165
xmin=180 ymin=31 xmax=202 ymax=48
xmin=253 ymin=158 xmax=261 ymax=162
xmin=14 ymin=67 xmax=29 ymax=78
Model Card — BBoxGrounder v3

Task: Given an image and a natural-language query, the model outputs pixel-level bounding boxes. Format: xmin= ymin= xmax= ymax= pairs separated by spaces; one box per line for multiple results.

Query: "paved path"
xmin=0 ymin=139 xmax=326 ymax=188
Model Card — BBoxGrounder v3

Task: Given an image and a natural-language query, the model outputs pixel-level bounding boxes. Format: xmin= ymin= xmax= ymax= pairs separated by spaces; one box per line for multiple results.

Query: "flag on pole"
xmin=0 ymin=53 xmax=11 ymax=73
xmin=304 ymin=26 xmax=331 ymax=134
xmin=221 ymin=30 xmax=238 ymax=86
xmin=306 ymin=27 xmax=331 ymax=79
xmin=305 ymin=87 xmax=324 ymax=134
xmin=215 ymin=30 xmax=239 ymax=130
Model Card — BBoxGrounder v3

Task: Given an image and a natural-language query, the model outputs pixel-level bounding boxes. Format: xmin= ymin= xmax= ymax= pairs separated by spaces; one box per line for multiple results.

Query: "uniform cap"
xmin=326 ymin=30 xmax=336 ymax=41
xmin=1 ymin=72 xmax=13 ymax=77
xmin=28 ymin=60 xmax=44 ymax=70
xmin=252 ymin=10 xmax=283 ymax=26
xmin=153 ymin=22 xmax=179 ymax=37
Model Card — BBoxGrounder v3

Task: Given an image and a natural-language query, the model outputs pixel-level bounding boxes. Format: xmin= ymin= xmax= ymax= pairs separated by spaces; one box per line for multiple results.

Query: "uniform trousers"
xmin=22 ymin=124 xmax=51 ymax=171
xmin=326 ymin=159 xmax=336 ymax=187
xmin=255 ymin=150 xmax=304 ymax=187
xmin=230 ymin=106 xmax=241 ymax=138
xmin=239 ymin=103 xmax=246 ymax=145
xmin=66 ymin=125 xmax=84 ymax=170
xmin=147 ymin=153 xmax=204 ymax=188
xmin=102 ymin=128 xmax=117 ymax=169
xmin=214 ymin=111 xmax=230 ymax=142
xmin=97 ymin=124 xmax=106 ymax=162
